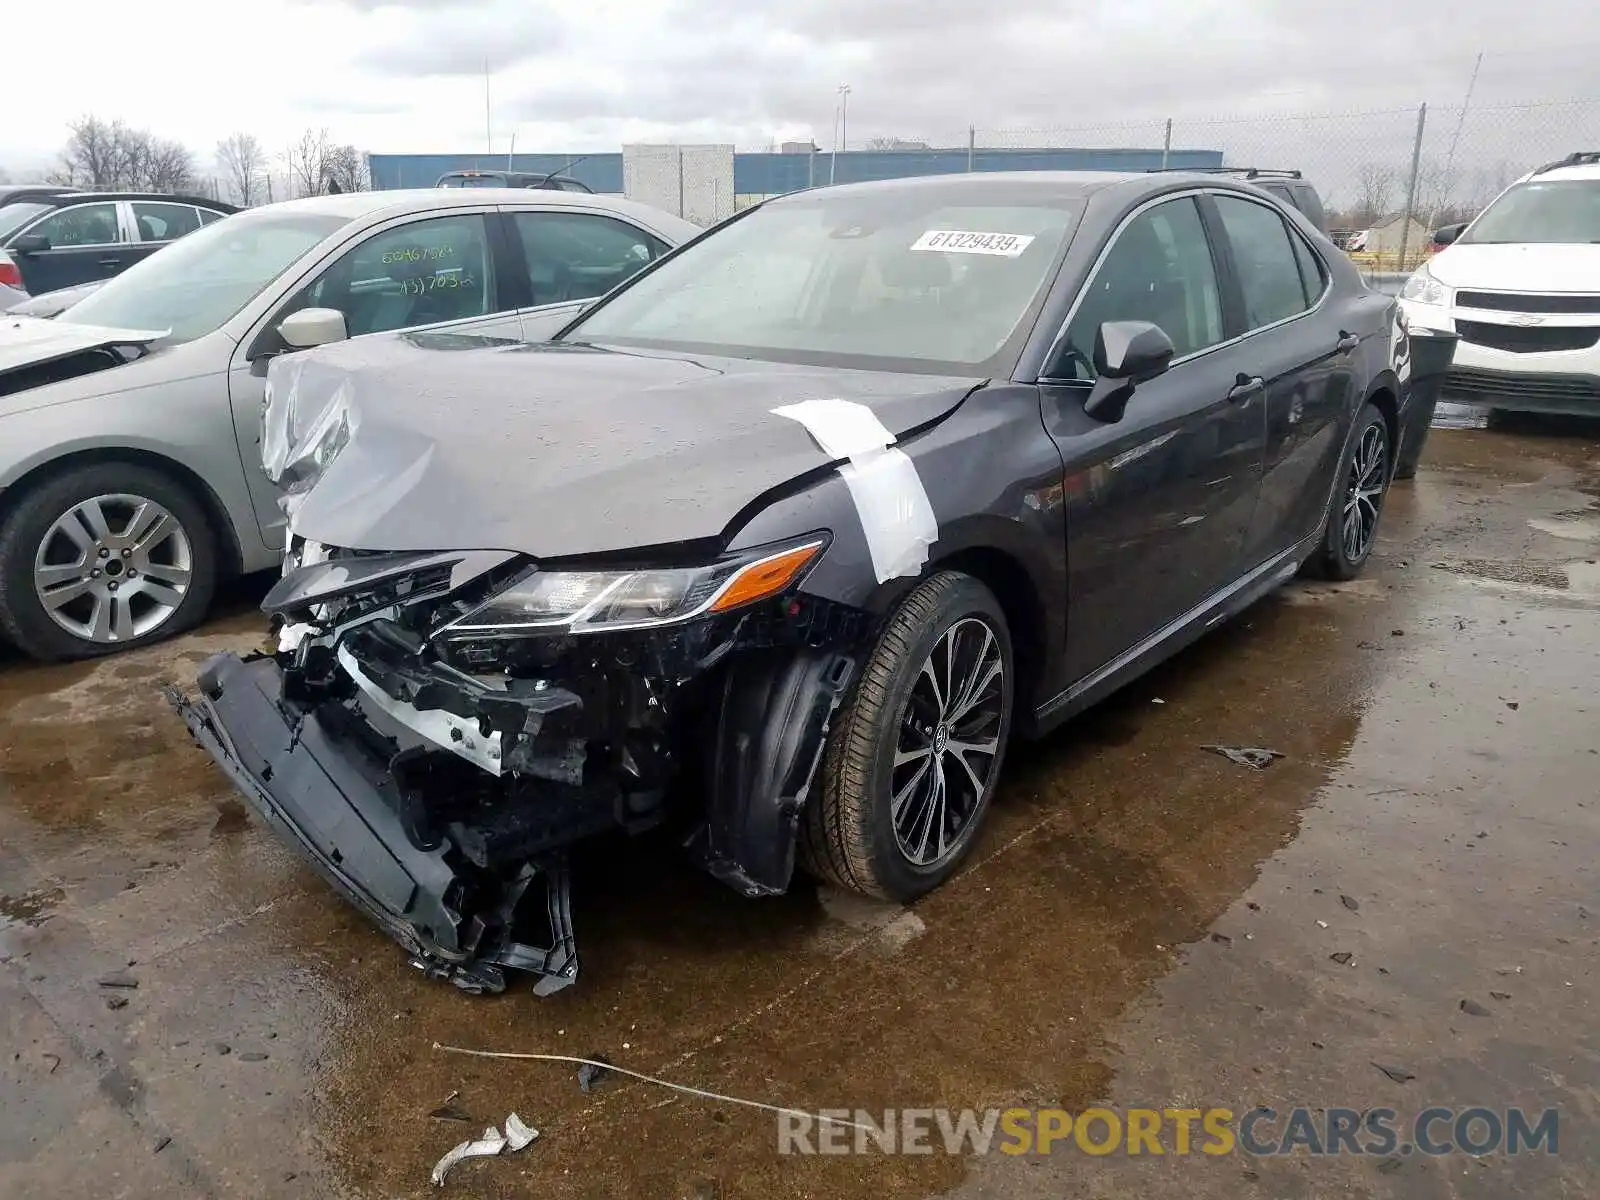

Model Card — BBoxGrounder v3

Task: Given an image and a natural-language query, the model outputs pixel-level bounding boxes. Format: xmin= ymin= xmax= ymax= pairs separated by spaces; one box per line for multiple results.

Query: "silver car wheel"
xmin=891 ymin=616 xmax=1006 ymax=869
xmin=32 ymin=493 xmax=194 ymax=644
xmin=1341 ymin=422 xmax=1387 ymax=563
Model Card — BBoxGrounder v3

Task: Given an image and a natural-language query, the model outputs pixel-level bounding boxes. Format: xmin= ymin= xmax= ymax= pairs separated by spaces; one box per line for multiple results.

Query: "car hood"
xmin=4 ymin=280 xmax=106 ymax=319
xmin=0 ymin=314 xmax=167 ymax=380
xmin=1430 ymin=242 xmax=1600 ymax=293
xmin=266 ymin=332 xmax=982 ymax=558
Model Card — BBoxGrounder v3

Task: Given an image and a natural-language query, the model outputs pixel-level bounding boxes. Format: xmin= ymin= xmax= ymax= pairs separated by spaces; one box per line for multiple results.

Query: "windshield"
xmin=564 ymin=189 xmax=1083 ymax=373
xmin=0 ymin=202 xmax=51 ymax=241
xmin=64 ymin=210 xmax=350 ymax=341
xmin=1461 ymin=180 xmax=1600 ymax=244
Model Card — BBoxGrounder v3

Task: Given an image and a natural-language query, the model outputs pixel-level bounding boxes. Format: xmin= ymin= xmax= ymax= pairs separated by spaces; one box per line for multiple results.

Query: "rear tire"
xmin=0 ymin=462 xmax=219 ymax=662
xmin=1305 ymin=403 xmax=1390 ymax=581
xmin=800 ymin=572 xmax=1013 ymax=902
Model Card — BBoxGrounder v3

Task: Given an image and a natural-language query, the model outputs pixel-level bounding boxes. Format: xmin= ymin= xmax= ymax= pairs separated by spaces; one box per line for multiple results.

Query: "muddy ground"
xmin=2 ymin=415 xmax=1597 ymax=1200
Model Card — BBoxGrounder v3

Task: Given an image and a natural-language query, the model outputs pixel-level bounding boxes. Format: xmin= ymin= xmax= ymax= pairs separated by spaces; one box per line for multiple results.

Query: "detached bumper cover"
xmin=165 ymin=651 xmax=577 ymax=994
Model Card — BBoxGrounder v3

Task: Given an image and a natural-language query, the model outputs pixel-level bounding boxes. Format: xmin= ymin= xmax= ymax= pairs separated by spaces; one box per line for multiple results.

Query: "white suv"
xmin=1398 ymin=151 xmax=1600 ymax=416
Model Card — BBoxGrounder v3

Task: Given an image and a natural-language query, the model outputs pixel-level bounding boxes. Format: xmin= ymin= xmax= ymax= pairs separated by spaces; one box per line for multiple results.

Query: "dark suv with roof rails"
xmin=1152 ymin=168 xmax=1329 ymax=236
xmin=0 ymin=191 xmax=238 ymax=296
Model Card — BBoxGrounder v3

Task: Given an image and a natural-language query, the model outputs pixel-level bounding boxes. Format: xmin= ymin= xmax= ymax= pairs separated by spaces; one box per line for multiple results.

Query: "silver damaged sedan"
xmin=0 ymin=188 xmax=698 ymax=661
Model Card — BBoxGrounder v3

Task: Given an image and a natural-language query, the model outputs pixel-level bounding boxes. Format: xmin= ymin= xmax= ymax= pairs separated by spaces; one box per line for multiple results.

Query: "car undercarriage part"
xmin=170 ymin=542 xmax=875 ymax=993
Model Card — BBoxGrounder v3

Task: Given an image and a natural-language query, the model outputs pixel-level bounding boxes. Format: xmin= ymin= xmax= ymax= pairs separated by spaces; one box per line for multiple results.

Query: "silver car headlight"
xmin=1400 ymin=264 xmax=1449 ymax=306
xmin=438 ymin=538 xmax=826 ymax=638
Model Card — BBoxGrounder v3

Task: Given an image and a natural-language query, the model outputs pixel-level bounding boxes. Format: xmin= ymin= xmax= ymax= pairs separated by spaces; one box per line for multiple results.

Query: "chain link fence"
xmin=367 ymin=97 xmax=1598 ymax=275
xmin=740 ymin=98 xmax=1599 ymax=270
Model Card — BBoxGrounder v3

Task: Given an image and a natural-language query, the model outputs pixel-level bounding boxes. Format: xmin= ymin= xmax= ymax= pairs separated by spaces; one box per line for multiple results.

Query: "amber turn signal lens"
xmin=708 ymin=541 xmax=825 ymax=614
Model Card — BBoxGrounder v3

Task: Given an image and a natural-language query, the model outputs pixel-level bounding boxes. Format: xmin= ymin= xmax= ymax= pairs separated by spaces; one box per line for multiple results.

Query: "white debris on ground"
xmin=430 ymin=1113 xmax=538 ymax=1187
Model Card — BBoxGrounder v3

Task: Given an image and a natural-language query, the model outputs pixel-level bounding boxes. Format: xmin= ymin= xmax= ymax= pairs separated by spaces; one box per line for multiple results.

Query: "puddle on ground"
xmin=0 ymin=888 xmax=63 ymax=931
xmin=1529 ymin=517 xmax=1600 ymax=541
xmin=1430 ymin=557 xmax=1571 ymax=589
xmin=1564 ymin=559 xmax=1600 ymax=594
xmin=1431 ymin=402 xmax=1489 ymax=430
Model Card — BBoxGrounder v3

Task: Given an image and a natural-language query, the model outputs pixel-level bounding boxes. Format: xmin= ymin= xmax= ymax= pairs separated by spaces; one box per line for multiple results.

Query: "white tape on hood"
xmin=773 ymin=398 xmax=938 ymax=584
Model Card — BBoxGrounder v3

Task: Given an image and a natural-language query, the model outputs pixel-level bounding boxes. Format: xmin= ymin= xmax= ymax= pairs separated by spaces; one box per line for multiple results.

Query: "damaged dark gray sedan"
xmin=168 ymin=172 xmax=1454 ymax=994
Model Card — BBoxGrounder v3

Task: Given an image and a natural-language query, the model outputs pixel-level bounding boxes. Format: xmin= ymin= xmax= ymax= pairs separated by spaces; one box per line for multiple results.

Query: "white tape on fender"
xmin=773 ymin=399 xmax=938 ymax=583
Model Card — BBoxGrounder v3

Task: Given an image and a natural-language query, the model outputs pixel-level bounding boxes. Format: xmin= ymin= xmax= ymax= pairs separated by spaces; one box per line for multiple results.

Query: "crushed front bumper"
xmin=165 ymin=652 xmax=578 ymax=995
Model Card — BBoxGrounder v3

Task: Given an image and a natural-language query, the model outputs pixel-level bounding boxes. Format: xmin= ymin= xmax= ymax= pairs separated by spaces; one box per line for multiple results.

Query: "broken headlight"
xmin=438 ymin=538 xmax=826 ymax=638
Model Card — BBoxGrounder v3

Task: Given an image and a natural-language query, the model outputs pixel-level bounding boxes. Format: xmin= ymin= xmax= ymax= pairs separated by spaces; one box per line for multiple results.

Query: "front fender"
xmin=692 ymin=646 xmax=858 ymax=896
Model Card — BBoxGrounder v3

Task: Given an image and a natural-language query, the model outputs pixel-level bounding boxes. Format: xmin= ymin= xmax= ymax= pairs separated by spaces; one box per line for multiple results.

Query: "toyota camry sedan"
xmin=170 ymin=171 xmax=1453 ymax=995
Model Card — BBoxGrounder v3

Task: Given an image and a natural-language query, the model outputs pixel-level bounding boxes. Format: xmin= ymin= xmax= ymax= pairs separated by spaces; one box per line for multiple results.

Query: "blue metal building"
xmin=368 ymin=146 xmax=1224 ymax=195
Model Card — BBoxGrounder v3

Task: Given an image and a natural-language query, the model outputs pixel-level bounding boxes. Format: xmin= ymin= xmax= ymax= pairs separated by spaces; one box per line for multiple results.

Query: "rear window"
xmin=439 ymin=174 xmax=506 ymax=189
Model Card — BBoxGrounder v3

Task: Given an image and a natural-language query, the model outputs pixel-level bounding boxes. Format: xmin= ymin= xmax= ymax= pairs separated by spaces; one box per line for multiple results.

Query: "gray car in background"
xmin=0 ymin=188 xmax=699 ymax=661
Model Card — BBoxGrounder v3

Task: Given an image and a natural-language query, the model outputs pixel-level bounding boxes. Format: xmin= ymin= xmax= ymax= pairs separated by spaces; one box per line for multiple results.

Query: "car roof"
xmin=769 ymin=170 xmax=1284 ymax=206
xmin=0 ymin=185 xmax=81 ymax=204
xmin=221 ymin=188 xmax=701 ymax=245
xmin=1525 ymin=164 xmax=1600 ymax=182
xmin=255 ymin=186 xmax=682 ymax=224
xmin=37 ymin=192 xmax=240 ymax=211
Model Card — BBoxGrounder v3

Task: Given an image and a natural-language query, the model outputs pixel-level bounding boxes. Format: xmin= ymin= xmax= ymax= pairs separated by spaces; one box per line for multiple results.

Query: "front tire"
xmin=1306 ymin=402 xmax=1390 ymax=581
xmin=0 ymin=462 xmax=219 ymax=662
xmin=800 ymin=572 xmax=1014 ymax=902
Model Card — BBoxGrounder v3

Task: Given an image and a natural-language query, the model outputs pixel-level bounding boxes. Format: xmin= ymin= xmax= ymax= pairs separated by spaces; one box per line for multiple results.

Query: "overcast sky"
xmin=3 ymin=0 xmax=1595 ymax=175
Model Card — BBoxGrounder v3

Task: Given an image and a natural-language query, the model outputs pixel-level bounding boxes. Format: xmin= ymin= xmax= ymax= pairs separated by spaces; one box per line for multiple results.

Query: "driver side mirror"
xmin=1431 ymin=223 xmax=1466 ymax=246
xmin=1083 ymin=320 xmax=1176 ymax=423
xmin=11 ymin=233 xmax=50 ymax=255
xmin=278 ymin=307 xmax=348 ymax=349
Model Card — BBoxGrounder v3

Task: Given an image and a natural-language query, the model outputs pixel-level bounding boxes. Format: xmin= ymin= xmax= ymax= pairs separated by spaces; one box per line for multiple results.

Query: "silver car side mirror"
xmin=279 ymin=307 xmax=349 ymax=349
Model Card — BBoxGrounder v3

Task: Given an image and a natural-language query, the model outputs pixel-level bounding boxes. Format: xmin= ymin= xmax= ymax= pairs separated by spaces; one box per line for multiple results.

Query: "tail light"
xmin=0 ymin=250 xmax=21 ymax=290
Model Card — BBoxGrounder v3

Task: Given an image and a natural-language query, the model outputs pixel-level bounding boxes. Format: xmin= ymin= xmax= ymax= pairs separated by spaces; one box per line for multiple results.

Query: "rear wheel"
xmin=1306 ymin=403 xmax=1390 ymax=581
xmin=0 ymin=462 xmax=219 ymax=661
xmin=800 ymin=572 xmax=1013 ymax=901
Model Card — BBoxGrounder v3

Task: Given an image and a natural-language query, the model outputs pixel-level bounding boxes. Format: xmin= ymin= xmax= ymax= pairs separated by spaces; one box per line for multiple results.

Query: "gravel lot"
xmin=3 ymin=417 xmax=1597 ymax=1199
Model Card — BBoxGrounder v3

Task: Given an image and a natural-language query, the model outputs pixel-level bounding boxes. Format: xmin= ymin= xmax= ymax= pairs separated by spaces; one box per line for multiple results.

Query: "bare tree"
xmin=1350 ymin=162 xmax=1399 ymax=226
xmin=52 ymin=116 xmax=129 ymax=188
xmin=0 ymin=165 xmax=11 ymax=185
xmin=50 ymin=116 xmax=195 ymax=192
xmin=216 ymin=132 xmax=265 ymax=206
xmin=322 ymin=144 xmax=370 ymax=194
xmin=137 ymin=135 xmax=197 ymax=192
xmin=1460 ymin=161 xmax=1516 ymax=221
xmin=284 ymin=128 xmax=331 ymax=198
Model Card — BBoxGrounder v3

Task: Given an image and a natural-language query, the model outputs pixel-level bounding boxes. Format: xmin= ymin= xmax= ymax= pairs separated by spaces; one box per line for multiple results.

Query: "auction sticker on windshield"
xmin=911 ymin=230 xmax=1035 ymax=257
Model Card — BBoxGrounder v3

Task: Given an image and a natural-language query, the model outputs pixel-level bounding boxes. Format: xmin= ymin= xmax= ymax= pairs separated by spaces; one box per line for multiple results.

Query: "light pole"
xmin=830 ymin=84 xmax=851 ymax=185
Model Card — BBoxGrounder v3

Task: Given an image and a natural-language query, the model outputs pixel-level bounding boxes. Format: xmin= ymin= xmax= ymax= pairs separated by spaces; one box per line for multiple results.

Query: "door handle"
xmin=1336 ymin=331 xmax=1360 ymax=353
xmin=98 ymin=257 xmax=123 ymax=267
xmin=1227 ymin=373 xmax=1265 ymax=403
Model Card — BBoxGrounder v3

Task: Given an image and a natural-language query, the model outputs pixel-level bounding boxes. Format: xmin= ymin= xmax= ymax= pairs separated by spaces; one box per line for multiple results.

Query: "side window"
xmin=1213 ymin=195 xmax=1311 ymax=330
xmin=1290 ymin=229 xmax=1326 ymax=305
xmin=132 ymin=201 xmax=202 ymax=243
xmin=510 ymin=212 xmax=667 ymax=306
xmin=199 ymin=208 xmax=226 ymax=225
xmin=30 ymin=202 xmax=122 ymax=247
xmin=1290 ymin=184 xmax=1328 ymax=233
xmin=1057 ymin=197 xmax=1223 ymax=381
xmin=285 ymin=214 xmax=496 ymax=338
